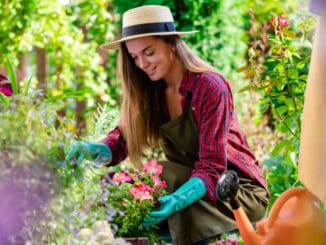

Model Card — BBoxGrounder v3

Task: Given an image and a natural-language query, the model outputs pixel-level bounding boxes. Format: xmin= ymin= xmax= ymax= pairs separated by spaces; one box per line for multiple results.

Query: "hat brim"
xmin=100 ymin=30 xmax=198 ymax=50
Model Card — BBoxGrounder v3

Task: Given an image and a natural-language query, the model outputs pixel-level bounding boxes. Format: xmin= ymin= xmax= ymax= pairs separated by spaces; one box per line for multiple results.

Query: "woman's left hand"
xmin=142 ymin=177 xmax=206 ymax=227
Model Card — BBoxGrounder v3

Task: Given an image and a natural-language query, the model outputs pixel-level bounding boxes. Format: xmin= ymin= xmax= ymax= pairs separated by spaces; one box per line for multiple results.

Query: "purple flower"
xmin=107 ymin=215 xmax=114 ymax=222
xmin=106 ymin=208 xmax=116 ymax=216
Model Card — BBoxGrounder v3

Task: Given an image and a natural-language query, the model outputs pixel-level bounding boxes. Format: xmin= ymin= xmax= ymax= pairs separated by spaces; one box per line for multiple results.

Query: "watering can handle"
xmin=266 ymin=187 xmax=309 ymax=229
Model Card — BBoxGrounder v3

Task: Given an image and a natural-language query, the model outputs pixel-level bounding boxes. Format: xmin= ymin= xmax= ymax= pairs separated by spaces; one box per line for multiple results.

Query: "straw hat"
xmin=100 ymin=5 xmax=197 ymax=50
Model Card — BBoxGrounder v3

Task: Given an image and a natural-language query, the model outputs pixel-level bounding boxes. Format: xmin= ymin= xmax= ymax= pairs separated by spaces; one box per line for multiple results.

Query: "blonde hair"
xmin=119 ymin=36 xmax=219 ymax=167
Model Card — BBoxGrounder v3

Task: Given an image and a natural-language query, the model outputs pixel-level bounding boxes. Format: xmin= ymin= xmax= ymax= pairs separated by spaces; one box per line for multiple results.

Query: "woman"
xmin=65 ymin=5 xmax=269 ymax=245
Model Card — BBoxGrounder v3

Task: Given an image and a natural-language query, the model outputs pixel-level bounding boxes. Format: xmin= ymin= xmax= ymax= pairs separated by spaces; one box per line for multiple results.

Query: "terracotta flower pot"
xmin=123 ymin=237 xmax=150 ymax=245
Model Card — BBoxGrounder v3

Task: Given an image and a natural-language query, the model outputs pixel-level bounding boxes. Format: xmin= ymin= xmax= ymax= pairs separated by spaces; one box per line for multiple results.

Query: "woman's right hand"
xmin=64 ymin=140 xmax=112 ymax=165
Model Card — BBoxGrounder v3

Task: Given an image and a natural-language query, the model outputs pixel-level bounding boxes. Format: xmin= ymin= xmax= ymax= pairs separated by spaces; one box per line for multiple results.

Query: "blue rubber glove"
xmin=65 ymin=140 xmax=112 ymax=165
xmin=143 ymin=177 xmax=206 ymax=227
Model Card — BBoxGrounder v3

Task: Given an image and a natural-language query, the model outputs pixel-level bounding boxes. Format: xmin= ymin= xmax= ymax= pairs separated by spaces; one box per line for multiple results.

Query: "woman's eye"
xmin=145 ymin=50 xmax=154 ymax=56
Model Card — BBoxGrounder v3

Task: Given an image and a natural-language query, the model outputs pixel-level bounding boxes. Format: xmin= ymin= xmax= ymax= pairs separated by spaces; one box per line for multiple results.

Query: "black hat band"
xmin=122 ymin=22 xmax=175 ymax=37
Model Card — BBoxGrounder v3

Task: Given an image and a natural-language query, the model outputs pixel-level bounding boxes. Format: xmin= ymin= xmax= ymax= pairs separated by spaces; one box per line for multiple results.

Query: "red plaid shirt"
xmin=101 ymin=70 xmax=268 ymax=201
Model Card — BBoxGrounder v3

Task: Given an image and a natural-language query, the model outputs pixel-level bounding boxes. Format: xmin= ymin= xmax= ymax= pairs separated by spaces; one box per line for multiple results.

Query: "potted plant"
xmin=76 ymin=160 xmax=167 ymax=244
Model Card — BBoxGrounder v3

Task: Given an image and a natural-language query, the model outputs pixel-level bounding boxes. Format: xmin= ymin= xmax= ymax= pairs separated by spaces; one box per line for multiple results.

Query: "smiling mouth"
xmin=145 ymin=68 xmax=155 ymax=76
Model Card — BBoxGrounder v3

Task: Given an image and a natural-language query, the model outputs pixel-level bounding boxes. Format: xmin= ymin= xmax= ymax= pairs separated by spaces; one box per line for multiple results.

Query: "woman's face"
xmin=125 ymin=36 xmax=175 ymax=81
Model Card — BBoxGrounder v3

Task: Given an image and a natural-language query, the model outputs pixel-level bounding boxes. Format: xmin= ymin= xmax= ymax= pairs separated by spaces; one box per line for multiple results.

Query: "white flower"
xmin=92 ymin=220 xmax=112 ymax=233
xmin=96 ymin=231 xmax=114 ymax=243
xmin=77 ymin=228 xmax=94 ymax=241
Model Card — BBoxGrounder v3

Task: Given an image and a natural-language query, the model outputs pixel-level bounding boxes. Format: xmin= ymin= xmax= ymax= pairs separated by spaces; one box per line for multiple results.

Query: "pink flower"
xmin=152 ymin=175 xmax=167 ymax=188
xmin=214 ymin=235 xmax=238 ymax=245
xmin=112 ymin=171 xmax=134 ymax=183
xmin=269 ymin=15 xmax=290 ymax=33
xmin=278 ymin=15 xmax=289 ymax=27
xmin=143 ymin=160 xmax=163 ymax=176
xmin=130 ymin=183 xmax=154 ymax=201
xmin=216 ymin=241 xmax=226 ymax=245
xmin=225 ymin=238 xmax=238 ymax=245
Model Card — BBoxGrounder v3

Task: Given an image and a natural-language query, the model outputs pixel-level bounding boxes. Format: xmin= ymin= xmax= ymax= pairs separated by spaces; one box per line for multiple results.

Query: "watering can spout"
xmin=217 ymin=171 xmax=326 ymax=245
xmin=230 ymin=197 xmax=262 ymax=245
xmin=216 ymin=170 xmax=262 ymax=245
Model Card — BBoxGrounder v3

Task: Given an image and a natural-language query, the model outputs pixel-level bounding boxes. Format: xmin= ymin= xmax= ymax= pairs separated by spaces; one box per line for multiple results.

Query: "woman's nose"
xmin=138 ymin=56 xmax=149 ymax=69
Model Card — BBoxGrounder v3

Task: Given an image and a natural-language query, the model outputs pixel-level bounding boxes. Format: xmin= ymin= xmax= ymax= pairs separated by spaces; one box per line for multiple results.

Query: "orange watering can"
xmin=216 ymin=170 xmax=326 ymax=245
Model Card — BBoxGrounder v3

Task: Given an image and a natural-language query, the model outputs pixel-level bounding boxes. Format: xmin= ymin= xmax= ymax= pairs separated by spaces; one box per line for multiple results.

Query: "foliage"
xmin=0 ymin=95 xmax=119 ymax=244
xmin=66 ymin=0 xmax=115 ymax=45
xmin=245 ymin=0 xmax=300 ymax=23
xmin=84 ymin=103 xmax=119 ymax=141
xmin=181 ymin=0 xmax=248 ymax=82
xmin=0 ymin=79 xmax=75 ymax=243
xmin=27 ymin=0 xmax=113 ymax=100
xmin=0 ymin=0 xmax=38 ymax=55
xmin=264 ymin=154 xmax=300 ymax=209
xmin=0 ymin=59 xmax=101 ymax=243
xmin=1 ymin=0 xmax=119 ymax=137
xmin=38 ymin=103 xmax=120 ymax=243
xmin=239 ymin=13 xmax=315 ymax=207
xmin=0 ymin=82 xmax=66 ymax=173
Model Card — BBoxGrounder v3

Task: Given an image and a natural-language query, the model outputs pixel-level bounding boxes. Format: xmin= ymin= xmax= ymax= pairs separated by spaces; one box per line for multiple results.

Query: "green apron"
xmin=158 ymin=108 xmax=269 ymax=245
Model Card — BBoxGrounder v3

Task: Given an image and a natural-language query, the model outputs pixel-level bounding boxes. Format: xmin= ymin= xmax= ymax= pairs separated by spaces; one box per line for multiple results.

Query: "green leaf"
xmin=287 ymin=68 xmax=299 ymax=79
xmin=266 ymin=57 xmax=276 ymax=62
xmin=283 ymin=30 xmax=297 ymax=38
xmin=4 ymin=58 xmax=18 ymax=94
xmin=238 ymin=84 xmax=257 ymax=93
xmin=275 ymin=105 xmax=287 ymax=116
xmin=264 ymin=155 xmax=283 ymax=169
xmin=271 ymin=139 xmax=291 ymax=156
xmin=297 ymin=61 xmax=306 ymax=70
xmin=22 ymin=75 xmax=33 ymax=96
xmin=236 ymin=65 xmax=248 ymax=73
xmin=275 ymin=63 xmax=285 ymax=73
xmin=299 ymin=75 xmax=308 ymax=81
xmin=0 ymin=92 xmax=10 ymax=104
xmin=260 ymin=102 xmax=270 ymax=114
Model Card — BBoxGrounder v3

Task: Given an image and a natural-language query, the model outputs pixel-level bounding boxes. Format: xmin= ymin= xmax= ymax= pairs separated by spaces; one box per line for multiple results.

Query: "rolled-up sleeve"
xmin=100 ymin=127 xmax=128 ymax=165
xmin=190 ymin=76 xmax=233 ymax=202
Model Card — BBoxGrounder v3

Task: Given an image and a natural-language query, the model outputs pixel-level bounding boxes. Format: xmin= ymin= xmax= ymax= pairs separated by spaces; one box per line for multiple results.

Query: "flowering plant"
xmin=240 ymin=13 xmax=315 ymax=208
xmin=100 ymin=160 xmax=167 ymax=242
xmin=214 ymin=233 xmax=240 ymax=245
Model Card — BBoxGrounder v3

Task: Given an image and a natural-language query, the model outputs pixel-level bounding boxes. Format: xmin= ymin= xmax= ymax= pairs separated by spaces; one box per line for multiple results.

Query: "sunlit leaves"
xmin=1 ymin=0 xmax=116 ymax=109
xmin=238 ymin=9 xmax=316 ymax=209
xmin=240 ymin=14 xmax=314 ymax=143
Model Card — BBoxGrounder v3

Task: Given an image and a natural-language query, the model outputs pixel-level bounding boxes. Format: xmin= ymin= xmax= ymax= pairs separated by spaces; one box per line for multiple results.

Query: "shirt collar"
xmin=179 ymin=70 xmax=198 ymax=95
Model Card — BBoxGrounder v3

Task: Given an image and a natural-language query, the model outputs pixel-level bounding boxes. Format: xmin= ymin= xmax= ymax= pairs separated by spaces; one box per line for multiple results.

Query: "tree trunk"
xmin=36 ymin=47 xmax=48 ymax=95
